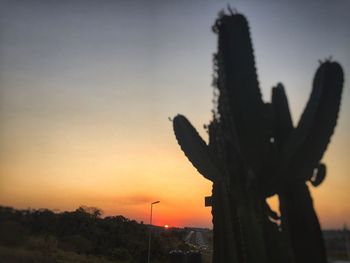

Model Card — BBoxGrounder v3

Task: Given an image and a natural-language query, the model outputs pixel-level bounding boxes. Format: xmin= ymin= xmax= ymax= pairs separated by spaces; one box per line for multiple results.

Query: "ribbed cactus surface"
xmin=172 ymin=10 xmax=344 ymax=263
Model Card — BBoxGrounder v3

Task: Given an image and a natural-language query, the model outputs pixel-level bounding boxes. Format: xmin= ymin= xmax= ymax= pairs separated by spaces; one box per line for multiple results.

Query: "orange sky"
xmin=0 ymin=1 xmax=349 ymax=229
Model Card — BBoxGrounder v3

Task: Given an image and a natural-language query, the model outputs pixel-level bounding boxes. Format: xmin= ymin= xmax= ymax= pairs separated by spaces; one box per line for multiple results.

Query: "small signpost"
xmin=204 ymin=196 xmax=212 ymax=207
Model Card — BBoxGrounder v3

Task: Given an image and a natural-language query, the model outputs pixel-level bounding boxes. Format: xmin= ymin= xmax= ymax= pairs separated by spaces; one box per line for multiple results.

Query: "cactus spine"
xmin=172 ymin=10 xmax=344 ymax=263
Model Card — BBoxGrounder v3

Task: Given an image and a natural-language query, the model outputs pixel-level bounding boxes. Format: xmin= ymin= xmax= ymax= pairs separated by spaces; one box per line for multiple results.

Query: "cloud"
xmin=98 ymin=193 xmax=162 ymax=206
xmin=119 ymin=194 xmax=156 ymax=205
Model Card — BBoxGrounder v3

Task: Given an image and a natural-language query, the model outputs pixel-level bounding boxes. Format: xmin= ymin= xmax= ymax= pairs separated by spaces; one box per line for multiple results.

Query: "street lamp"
xmin=147 ymin=200 xmax=160 ymax=263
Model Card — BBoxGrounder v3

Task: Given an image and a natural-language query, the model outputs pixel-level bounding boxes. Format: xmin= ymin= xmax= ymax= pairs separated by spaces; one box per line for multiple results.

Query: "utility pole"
xmin=147 ymin=201 xmax=160 ymax=263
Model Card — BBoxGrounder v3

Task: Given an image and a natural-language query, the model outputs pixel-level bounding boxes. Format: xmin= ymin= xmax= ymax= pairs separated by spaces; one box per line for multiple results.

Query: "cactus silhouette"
xmin=172 ymin=10 xmax=344 ymax=263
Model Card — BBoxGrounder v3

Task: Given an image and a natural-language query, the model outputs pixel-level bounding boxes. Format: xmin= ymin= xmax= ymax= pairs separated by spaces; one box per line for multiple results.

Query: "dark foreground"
xmin=0 ymin=206 xmax=348 ymax=263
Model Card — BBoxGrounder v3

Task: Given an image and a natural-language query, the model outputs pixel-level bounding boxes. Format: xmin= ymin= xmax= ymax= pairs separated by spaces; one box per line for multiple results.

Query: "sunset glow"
xmin=0 ymin=1 xmax=349 ymax=229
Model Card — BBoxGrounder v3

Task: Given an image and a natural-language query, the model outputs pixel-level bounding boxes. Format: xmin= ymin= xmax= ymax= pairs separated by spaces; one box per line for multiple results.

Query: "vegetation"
xmin=0 ymin=206 xmax=188 ymax=263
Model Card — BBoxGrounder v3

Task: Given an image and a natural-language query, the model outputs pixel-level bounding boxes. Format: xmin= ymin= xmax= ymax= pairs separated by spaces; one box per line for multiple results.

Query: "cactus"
xmin=172 ymin=10 xmax=344 ymax=263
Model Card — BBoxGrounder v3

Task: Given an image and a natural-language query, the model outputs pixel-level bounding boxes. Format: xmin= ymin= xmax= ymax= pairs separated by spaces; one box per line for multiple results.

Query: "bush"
xmin=108 ymin=247 xmax=132 ymax=261
xmin=0 ymin=220 xmax=27 ymax=247
xmin=25 ymin=235 xmax=58 ymax=253
xmin=60 ymin=235 xmax=93 ymax=254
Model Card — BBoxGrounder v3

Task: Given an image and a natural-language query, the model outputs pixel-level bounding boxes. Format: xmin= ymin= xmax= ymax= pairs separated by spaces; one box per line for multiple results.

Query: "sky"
xmin=0 ymin=0 xmax=349 ymax=228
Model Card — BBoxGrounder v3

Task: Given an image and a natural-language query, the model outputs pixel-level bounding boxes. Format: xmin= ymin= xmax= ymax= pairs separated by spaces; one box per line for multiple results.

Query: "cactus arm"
xmin=283 ymin=62 xmax=344 ymax=181
xmin=258 ymin=83 xmax=294 ymax=196
xmin=310 ymin=163 xmax=326 ymax=187
xmin=271 ymin=83 xmax=294 ymax=149
xmin=270 ymin=77 xmax=333 ymax=263
xmin=214 ymin=14 xmax=269 ymax=172
xmin=275 ymin=62 xmax=343 ymax=263
xmin=276 ymin=62 xmax=344 ymax=263
xmin=173 ymin=114 xmax=240 ymax=262
xmin=215 ymin=14 xmax=263 ymax=113
xmin=172 ymin=114 xmax=222 ymax=181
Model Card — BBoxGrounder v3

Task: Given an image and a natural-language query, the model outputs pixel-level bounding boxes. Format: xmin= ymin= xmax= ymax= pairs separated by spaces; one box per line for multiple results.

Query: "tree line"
xmin=0 ymin=205 xmax=189 ymax=263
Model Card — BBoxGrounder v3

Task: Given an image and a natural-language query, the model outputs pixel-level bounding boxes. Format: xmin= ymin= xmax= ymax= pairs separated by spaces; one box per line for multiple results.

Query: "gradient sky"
xmin=0 ymin=0 xmax=349 ymax=228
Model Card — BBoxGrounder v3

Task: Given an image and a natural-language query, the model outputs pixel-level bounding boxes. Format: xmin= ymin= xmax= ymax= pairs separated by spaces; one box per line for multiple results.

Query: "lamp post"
xmin=147 ymin=200 xmax=160 ymax=263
